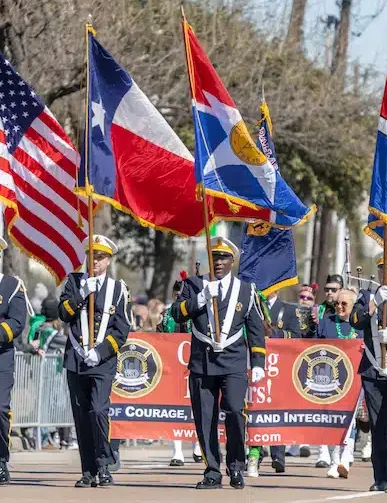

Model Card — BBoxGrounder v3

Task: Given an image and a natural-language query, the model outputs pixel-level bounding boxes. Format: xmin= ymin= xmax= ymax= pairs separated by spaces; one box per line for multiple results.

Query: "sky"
xmin=306 ymin=0 xmax=387 ymax=80
xmin=253 ymin=0 xmax=387 ymax=87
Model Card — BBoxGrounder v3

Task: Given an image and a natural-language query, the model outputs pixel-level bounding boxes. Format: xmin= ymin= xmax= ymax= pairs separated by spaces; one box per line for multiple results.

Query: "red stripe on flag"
xmin=9 ymin=224 xmax=66 ymax=281
xmin=25 ymin=126 xmax=77 ymax=178
xmin=16 ymin=203 xmax=80 ymax=269
xmin=12 ymin=146 xmax=89 ymax=221
xmin=11 ymin=169 xmax=87 ymax=242
xmin=39 ymin=111 xmax=76 ymax=149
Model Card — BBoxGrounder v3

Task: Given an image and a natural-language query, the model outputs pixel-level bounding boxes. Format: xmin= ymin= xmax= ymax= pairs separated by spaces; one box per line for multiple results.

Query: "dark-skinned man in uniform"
xmin=172 ymin=236 xmax=266 ymax=490
xmin=0 ymin=236 xmax=28 ymax=485
xmin=59 ymin=235 xmax=131 ymax=488
xmin=350 ymin=254 xmax=387 ymax=492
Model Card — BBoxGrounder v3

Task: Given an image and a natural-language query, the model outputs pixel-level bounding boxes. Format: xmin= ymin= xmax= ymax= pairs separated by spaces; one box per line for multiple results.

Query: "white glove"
xmin=84 ymin=348 xmax=101 ymax=367
xmin=204 ymin=281 xmax=219 ymax=300
xmin=378 ymin=329 xmax=387 ymax=345
xmin=251 ymin=366 xmax=265 ymax=383
xmin=374 ymin=286 xmax=387 ymax=306
xmin=197 ymin=281 xmax=220 ymax=308
xmin=79 ymin=277 xmax=98 ymax=300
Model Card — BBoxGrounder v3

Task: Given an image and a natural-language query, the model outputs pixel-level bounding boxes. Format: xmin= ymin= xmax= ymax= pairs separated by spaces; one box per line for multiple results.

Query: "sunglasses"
xmin=299 ymin=295 xmax=314 ymax=301
xmin=324 ymin=287 xmax=338 ymax=293
xmin=336 ymin=301 xmax=348 ymax=307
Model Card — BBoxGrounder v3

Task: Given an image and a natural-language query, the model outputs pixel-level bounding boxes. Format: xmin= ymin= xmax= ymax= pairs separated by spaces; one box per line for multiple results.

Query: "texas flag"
xmin=182 ymin=17 xmax=315 ymax=224
xmin=78 ymin=29 xmax=208 ymax=237
xmin=365 ymin=77 xmax=387 ymax=246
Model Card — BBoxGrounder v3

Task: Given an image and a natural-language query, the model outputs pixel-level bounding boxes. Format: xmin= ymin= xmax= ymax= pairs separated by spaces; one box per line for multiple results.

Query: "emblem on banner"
xmin=247 ymin=221 xmax=272 ymax=237
xmin=292 ymin=344 xmax=353 ymax=405
xmin=112 ymin=339 xmax=162 ymax=399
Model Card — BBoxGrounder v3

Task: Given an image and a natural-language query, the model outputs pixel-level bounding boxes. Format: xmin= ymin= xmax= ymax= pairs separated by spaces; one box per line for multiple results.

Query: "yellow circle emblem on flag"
xmin=247 ymin=221 xmax=272 ymax=236
xmin=230 ymin=120 xmax=267 ymax=165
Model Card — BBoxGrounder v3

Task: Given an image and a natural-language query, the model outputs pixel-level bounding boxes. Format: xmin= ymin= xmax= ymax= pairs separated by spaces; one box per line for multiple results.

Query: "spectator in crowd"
xmin=318 ymin=274 xmax=344 ymax=320
xmin=132 ymin=304 xmax=149 ymax=331
xmin=30 ymin=282 xmax=49 ymax=314
xmin=318 ymin=289 xmax=363 ymax=479
xmin=314 ymin=274 xmax=344 ymax=468
xmin=145 ymin=298 xmax=165 ymax=331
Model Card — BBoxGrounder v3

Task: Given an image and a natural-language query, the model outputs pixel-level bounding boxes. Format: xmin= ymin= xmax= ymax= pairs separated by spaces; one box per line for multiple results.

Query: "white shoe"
xmin=68 ymin=441 xmax=79 ymax=450
xmin=247 ymin=457 xmax=259 ymax=478
xmin=361 ymin=440 xmax=372 ymax=461
xmin=338 ymin=462 xmax=349 ymax=479
xmin=327 ymin=465 xmax=339 ymax=479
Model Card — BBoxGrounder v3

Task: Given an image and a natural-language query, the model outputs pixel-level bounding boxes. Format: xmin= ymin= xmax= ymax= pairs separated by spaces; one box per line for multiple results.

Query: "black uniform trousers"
xmin=67 ymin=371 xmax=115 ymax=475
xmin=189 ymin=372 xmax=248 ymax=480
xmin=0 ymin=370 xmax=13 ymax=462
xmin=362 ymin=377 xmax=387 ymax=485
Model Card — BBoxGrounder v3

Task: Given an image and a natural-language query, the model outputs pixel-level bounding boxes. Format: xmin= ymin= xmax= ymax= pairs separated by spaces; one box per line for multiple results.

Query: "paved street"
xmin=1 ymin=445 xmax=385 ymax=503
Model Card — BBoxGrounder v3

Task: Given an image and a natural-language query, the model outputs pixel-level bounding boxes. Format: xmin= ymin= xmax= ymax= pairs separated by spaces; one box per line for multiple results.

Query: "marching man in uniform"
xmin=172 ymin=236 xmax=266 ymax=490
xmin=59 ymin=235 xmax=131 ymax=488
xmin=350 ymin=254 xmax=387 ymax=491
xmin=0 ymin=237 xmax=28 ymax=485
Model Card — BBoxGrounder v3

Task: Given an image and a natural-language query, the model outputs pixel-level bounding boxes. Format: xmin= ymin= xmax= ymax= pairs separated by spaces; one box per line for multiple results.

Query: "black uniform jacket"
xmin=59 ymin=273 xmax=130 ymax=375
xmin=350 ymin=289 xmax=383 ymax=380
xmin=269 ymin=298 xmax=302 ymax=339
xmin=171 ymin=274 xmax=266 ymax=375
xmin=0 ymin=275 xmax=27 ymax=372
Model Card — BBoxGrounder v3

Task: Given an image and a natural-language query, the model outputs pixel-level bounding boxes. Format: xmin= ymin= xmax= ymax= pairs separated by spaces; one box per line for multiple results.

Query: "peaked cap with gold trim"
xmin=376 ymin=253 xmax=384 ymax=266
xmin=82 ymin=234 xmax=118 ymax=256
xmin=210 ymin=236 xmax=239 ymax=259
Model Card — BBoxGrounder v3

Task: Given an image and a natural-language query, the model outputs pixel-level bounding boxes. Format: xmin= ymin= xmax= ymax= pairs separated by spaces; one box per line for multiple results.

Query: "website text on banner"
xmin=110 ymin=335 xmax=363 ymax=445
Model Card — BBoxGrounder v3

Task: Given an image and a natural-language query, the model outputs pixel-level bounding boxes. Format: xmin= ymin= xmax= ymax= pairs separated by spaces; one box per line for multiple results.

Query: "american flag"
xmin=0 ymin=52 xmax=88 ymax=284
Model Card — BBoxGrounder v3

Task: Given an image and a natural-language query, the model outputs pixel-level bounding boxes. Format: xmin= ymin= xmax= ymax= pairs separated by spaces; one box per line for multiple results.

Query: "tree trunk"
xmin=331 ymin=0 xmax=351 ymax=83
xmin=286 ymin=0 xmax=308 ymax=51
xmin=147 ymin=231 xmax=176 ymax=302
xmin=316 ymin=209 xmax=333 ymax=303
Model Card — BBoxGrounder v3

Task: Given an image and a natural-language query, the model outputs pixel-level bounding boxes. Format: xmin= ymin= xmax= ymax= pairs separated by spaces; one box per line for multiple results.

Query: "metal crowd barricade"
xmin=12 ymin=352 xmax=73 ymax=449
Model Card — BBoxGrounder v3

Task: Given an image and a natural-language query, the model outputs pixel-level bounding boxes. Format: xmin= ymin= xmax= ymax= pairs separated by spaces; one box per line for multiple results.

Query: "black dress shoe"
xmin=98 ymin=466 xmax=114 ymax=487
xmin=170 ymin=458 xmax=184 ymax=467
xmin=272 ymin=459 xmax=285 ymax=473
xmin=196 ymin=477 xmax=222 ymax=489
xmin=369 ymin=482 xmax=387 ymax=491
xmin=315 ymin=460 xmax=330 ymax=468
xmin=193 ymin=453 xmax=203 ymax=463
xmin=300 ymin=446 xmax=311 ymax=458
xmin=0 ymin=461 xmax=10 ymax=485
xmin=74 ymin=473 xmax=98 ymax=488
xmin=229 ymin=471 xmax=245 ymax=489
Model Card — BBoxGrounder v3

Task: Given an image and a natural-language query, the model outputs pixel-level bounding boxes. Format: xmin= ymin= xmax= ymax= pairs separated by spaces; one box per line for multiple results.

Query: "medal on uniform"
xmin=0 ymin=295 xmax=3 ymax=304
xmin=109 ymin=305 xmax=116 ymax=315
xmin=277 ymin=319 xmax=283 ymax=329
xmin=235 ymin=302 xmax=242 ymax=312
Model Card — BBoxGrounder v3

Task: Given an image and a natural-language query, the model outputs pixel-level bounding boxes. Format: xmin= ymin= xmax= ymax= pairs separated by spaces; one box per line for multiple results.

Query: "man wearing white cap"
xmin=172 ymin=236 xmax=266 ymax=490
xmin=350 ymin=254 xmax=387 ymax=491
xmin=0 ymin=237 xmax=28 ymax=485
xmin=59 ymin=234 xmax=131 ymax=488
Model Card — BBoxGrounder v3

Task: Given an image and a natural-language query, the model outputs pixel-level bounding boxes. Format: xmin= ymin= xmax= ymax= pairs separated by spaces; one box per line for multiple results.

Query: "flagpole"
xmin=181 ymin=7 xmax=221 ymax=344
xmin=85 ymin=17 xmax=95 ymax=350
xmin=382 ymin=223 xmax=387 ymax=370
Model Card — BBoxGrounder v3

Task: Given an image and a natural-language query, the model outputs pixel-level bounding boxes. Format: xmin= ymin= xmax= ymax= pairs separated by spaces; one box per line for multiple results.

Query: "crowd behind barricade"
xmin=11 ymin=283 xmax=169 ymax=454
xmin=10 ymin=270 xmax=372 ymax=478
